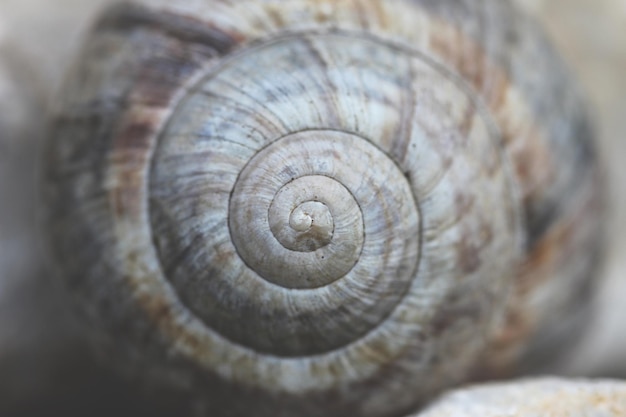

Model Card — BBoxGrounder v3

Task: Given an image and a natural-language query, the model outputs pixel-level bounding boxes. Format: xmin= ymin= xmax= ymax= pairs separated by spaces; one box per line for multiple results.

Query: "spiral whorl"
xmin=144 ymin=33 xmax=519 ymax=382
xmin=154 ymin=125 xmax=421 ymax=356
xmin=229 ymin=132 xmax=377 ymax=290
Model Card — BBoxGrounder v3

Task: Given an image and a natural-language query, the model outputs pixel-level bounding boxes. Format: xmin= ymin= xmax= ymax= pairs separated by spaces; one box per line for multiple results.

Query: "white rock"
xmin=418 ymin=378 xmax=626 ymax=417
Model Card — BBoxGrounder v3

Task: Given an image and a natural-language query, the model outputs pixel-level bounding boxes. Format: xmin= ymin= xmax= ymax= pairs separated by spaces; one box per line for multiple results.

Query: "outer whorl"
xmin=44 ymin=1 xmax=604 ymax=416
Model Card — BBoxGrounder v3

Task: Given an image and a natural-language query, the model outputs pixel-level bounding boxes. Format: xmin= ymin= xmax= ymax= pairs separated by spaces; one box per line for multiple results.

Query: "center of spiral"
xmin=289 ymin=206 xmax=313 ymax=231
xmin=268 ymin=175 xmax=351 ymax=254
xmin=288 ymin=201 xmax=334 ymax=251
xmin=226 ymin=130 xmax=386 ymax=290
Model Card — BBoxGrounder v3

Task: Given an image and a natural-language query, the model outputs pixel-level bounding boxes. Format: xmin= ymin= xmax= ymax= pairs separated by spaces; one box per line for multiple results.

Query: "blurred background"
xmin=0 ymin=0 xmax=624 ymax=415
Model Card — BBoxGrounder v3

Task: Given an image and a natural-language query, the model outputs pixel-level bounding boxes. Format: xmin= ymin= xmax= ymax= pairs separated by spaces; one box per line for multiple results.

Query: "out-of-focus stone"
xmin=417 ymin=378 xmax=626 ymax=417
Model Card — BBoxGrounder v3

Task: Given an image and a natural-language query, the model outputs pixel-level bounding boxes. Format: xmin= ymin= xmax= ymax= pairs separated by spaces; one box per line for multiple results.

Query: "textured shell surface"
xmin=43 ymin=0 xmax=604 ymax=416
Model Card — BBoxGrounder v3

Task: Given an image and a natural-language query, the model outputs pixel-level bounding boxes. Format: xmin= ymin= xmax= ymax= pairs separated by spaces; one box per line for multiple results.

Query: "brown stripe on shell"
xmin=96 ymin=3 xmax=244 ymax=55
xmin=426 ymin=18 xmax=602 ymax=375
xmin=427 ymin=10 xmax=596 ymax=238
xmin=472 ymin=168 xmax=604 ymax=377
xmin=46 ymin=2 xmax=250 ymax=391
xmin=428 ymin=21 xmax=554 ymax=212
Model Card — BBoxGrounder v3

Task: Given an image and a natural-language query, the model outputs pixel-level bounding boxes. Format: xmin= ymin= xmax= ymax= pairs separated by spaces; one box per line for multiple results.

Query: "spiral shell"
xmin=43 ymin=1 xmax=604 ymax=416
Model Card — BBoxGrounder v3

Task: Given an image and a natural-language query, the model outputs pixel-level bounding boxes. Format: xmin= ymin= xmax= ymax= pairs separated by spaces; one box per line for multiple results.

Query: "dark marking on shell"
xmin=114 ymin=118 xmax=155 ymax=151
xmin=431 ymin=291 xmax=483 ymax=337
xmin=96 ymin=3 xmax=244 ymax=55
xmin=455 ymin=231 xmax=481 ymax=275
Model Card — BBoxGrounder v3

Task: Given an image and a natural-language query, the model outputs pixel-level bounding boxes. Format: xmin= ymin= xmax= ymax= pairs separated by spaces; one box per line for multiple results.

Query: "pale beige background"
xmin=0 ymin=0 xmax=624 ymax=414
xmin=522 ymin=0 xmax=626 ymax=376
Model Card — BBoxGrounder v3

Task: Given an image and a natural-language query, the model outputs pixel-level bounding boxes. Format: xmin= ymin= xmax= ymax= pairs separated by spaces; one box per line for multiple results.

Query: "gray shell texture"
xmin=43 ymin=1 xmax=604 ymax=416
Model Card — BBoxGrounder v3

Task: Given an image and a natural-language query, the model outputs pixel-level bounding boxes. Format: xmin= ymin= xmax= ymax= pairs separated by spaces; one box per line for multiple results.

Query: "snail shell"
xmin=43 ymin=0 xmax=604 ymax=416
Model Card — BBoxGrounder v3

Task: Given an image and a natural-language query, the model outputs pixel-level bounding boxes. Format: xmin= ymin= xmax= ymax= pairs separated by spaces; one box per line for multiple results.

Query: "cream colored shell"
xmin=43 ymin=1 xmax=604 ymax=416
